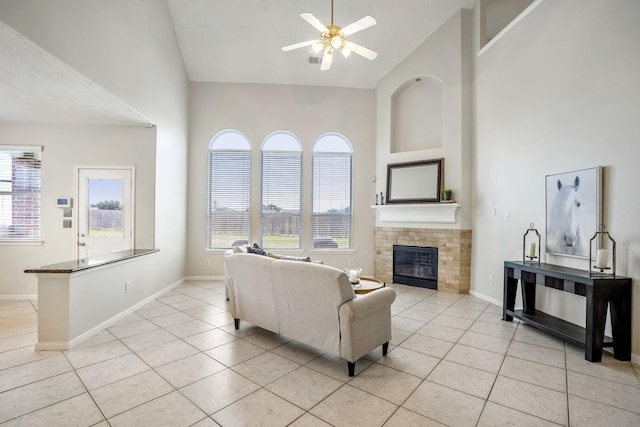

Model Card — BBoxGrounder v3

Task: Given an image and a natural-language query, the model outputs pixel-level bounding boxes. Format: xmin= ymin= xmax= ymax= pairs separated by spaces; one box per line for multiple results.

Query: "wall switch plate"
xmin=348 ymin=259 xmax=354 ymax=266
xmin=204 ymin=259 xmax=210 ymax=265
xmin=504 ymin=210 xmax=510 ymax=221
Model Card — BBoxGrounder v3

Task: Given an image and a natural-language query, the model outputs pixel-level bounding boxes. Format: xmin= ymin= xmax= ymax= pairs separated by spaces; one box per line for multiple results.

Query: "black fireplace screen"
xmin=393 ymin=245 xmax=438 ymax=289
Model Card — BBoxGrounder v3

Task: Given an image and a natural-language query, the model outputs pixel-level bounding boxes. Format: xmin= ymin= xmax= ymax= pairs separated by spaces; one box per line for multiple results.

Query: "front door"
xmin=77 ymin=167 xmax=134 ymax=258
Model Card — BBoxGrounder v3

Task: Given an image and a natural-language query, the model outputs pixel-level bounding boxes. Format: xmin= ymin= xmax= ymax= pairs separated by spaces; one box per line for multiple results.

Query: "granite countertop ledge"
xmin=24 ymin=249 xmax=159 ymax=274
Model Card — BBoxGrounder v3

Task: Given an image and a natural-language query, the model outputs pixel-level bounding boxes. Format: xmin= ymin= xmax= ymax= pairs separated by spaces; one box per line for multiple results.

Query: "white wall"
xmin=472 ymin=0 xmax=640 ymax=357
xmin=0 ymin=125 xmax=156 ymax=295
xmin=187 ymin=82 xmax=376 ymax=277
xmin=376 ymin=10 xmax=473 ymax=229
xmin=0 ymin=0 xmax=189 ymax=296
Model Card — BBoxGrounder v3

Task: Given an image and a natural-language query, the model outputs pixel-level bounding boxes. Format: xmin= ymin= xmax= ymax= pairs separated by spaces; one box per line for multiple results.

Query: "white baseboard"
xmin=35 ymin=341 xmax=70 ymax=351
xmin=0 ymin=294 xmax=38 ymax=300
xmin=184 ymin=275 xmax=225 ymax=281
xmin=35 ymin=277 xmax=185 ymax=351
xmin=469 ymin=289 xmax=502 ymax=307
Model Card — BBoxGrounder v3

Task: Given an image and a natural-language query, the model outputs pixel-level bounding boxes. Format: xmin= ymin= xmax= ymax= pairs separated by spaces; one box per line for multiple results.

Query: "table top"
xmin=353 ymin=277 xmax=384 ymax=294
xmin=504 ymin=261 xmax=630 ymax=283
xmin=24 ymin=249 xmax=159 ymax=274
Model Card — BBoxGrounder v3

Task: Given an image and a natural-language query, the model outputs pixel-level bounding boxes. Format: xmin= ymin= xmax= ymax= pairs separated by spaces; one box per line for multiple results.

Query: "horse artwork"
xmin=545 ymin=167 xmax=601 ymax=258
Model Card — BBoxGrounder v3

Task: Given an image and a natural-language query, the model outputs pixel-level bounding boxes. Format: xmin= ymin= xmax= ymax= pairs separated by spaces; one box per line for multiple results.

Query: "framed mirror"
xmin=386 ymin=158 xmax=443 ymax=204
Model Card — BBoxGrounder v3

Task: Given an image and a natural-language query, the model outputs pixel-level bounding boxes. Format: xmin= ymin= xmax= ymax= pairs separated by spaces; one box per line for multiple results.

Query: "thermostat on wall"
xmin=56 ymin=197 xmax=72 ymax=208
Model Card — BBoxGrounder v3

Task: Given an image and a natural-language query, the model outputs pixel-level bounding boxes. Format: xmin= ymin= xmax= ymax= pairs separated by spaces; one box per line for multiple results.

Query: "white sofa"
xmin=224 ymin=253 xmax=396 ymax=376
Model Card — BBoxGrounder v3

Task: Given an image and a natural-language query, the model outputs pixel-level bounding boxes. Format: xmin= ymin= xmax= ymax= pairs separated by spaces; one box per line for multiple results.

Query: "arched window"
xmin=260 ymin=132 xmax=302 ymax=249
xmin=207 ymin=130 xmax=251 ymax=249
xmin=312 ymin=133 xmax=353 ymax=249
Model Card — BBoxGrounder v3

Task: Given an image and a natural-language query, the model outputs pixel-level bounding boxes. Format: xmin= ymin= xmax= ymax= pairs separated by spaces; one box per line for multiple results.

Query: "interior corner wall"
xmin=186 ymin=82 xmax=376 ymax=277
xmin=471 ymin=0 xmax=640 ymax=357
xmin=0 ymin=0 xmax=189 ymax=295
xmin=376 ymin=9 xmax=473 ymax=230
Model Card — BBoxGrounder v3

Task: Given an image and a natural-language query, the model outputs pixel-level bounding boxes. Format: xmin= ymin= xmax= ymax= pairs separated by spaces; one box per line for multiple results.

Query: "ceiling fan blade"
xmin=320 ymin=49 xmax=333 ymax=71
xmin=344 ymin=41 xmax=378 ymax=60
xmin=282 ymin=40 xmax=317 ymax=52
xmin=300 ymin=13 xmax=329 ymax=33
xmin=340 ymin=16 xmax=377 ymax=36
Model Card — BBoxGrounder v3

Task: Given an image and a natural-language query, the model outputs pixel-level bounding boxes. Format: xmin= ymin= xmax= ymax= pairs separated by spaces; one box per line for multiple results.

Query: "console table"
xmin=502 ymin=261 xmax=631 ymax=362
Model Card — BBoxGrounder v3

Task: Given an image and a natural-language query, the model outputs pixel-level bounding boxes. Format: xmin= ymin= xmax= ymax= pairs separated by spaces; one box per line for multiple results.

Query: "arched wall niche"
xmin=390 ymin=75 xmax=443 ymax=153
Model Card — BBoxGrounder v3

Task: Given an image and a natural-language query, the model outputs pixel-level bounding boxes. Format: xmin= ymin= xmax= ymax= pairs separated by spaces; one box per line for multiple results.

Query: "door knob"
xmin=78 ymin=242 xmax=86 ymax=246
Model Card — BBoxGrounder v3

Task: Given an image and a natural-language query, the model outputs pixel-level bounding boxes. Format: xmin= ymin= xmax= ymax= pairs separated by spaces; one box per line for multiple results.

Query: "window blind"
xmin=207 ymin=150 xmax=251 ymax=249
xmin=312 ymin=153 xmax=352 ymax=249
xmin=0 ymin=147 xmax=41 ymax=240
xmin=260 ymin=151 xmax=302 ymax=249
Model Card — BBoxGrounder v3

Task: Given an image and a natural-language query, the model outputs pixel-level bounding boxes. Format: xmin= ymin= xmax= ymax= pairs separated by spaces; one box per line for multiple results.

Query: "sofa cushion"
xmin=246 ymin=243 xmax=267 ymax=256
xmin=232 ymin=245 xmax=249 ymax=254
xmin=267 ymin=253 xmax=311 ymax=262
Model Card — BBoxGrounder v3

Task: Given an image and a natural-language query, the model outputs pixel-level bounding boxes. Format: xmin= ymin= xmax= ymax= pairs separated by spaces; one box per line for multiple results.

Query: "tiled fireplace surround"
xmin=374 ymin=227 xmax=472 ymax=293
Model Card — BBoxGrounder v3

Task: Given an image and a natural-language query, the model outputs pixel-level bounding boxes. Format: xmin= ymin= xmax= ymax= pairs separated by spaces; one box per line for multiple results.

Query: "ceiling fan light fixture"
xmin=330 ymin=35 xmax=343 ymax=49
xmin=282 ymin=0 xmax=377 ymax=71
xmin=312 ymin=41 xmax=324 ymax=53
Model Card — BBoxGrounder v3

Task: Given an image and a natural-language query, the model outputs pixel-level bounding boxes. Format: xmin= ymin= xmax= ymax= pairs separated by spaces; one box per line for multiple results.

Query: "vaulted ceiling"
xmin=0 ymin=0 xmax=474 ymax=124
xmin=167 ymin=0 xmax=474 ymax=89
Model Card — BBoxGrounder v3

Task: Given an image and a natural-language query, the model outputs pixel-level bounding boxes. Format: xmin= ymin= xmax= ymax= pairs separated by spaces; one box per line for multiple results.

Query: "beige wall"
xmin=186 ymin=82 xmax=377 ymax=277
xmin=376 ymin=10 xmax=473 ymax=230
xmin=0 ymin=125 xmax=156 ymax=295
xmin=471 ymin=0 xmax=640 ymax=359
xmin=0 ymin=0 xmax=189 ymax=299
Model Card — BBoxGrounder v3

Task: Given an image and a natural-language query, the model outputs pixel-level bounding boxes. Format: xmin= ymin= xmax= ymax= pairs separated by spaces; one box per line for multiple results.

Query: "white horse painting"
xmin=545 ymin=168 xmax=600 ymax=258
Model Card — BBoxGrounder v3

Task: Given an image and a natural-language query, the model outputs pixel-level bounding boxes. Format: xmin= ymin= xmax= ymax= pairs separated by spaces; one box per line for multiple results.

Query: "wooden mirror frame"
xmin=386 ymin=158 xmax=443 ymax=204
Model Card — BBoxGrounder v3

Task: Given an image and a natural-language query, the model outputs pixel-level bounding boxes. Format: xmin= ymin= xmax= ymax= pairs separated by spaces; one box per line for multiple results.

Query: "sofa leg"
xmin=382 ymin=342 xmax=389 ymax=356
xmin=234 ymin=318 xmax=240 ymax=330
xmin=347 ymin=361 xmax=355 ymax=377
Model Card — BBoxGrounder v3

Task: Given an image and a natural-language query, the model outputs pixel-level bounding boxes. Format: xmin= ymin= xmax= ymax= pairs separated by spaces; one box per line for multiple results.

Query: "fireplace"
xmin=393 ymin=245 xmax=438 ymax=289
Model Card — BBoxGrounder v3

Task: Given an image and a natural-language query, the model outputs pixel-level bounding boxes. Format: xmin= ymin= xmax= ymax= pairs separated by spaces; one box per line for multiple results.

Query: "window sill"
xmin=0 ymin=240 xmax=44 ymax=246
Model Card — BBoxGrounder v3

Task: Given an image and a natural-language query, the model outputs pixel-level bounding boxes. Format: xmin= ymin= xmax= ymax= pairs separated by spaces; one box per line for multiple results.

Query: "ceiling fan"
xmin=281 ymin=0 xmax=378 ymax=71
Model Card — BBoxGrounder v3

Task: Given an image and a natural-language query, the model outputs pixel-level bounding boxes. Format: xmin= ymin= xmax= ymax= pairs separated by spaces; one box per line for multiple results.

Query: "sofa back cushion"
xmin=225 ymin=253 xmax=279 ymax=333
xmin=271 ymin=260 xmax=354 ymax=355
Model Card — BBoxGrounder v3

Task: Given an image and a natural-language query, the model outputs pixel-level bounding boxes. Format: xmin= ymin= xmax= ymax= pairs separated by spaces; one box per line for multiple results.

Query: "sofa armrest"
xmin=339 ymin=287 xmax=396 ymax=321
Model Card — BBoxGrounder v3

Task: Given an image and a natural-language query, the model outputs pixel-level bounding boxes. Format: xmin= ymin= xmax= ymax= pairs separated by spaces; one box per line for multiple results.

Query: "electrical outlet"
xmin=125 ymin=281 xmax=131 ymax=293
xmin=489 ymin=274 xmax=494 ymax=285
xmin=204 ymin=259 xmax=210 ymax=266
xmin=348 ymin=259 xmax=354 ymax=266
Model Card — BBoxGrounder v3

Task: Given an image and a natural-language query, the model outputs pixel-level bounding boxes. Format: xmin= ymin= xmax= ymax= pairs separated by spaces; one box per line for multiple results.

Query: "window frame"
xmin=206 ymin=130 xmax=252 ymax=250
xmin=0 ymin=145 xmax=43 ymax=245
xmin=259 ymin=131 xmax=303 ymax=250
xmin=311 ymin=133 xmax=353 ymax=251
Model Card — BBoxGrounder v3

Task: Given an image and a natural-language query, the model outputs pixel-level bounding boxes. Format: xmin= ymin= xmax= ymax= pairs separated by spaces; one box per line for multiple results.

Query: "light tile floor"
xmin=1 ymin=280 xmax=639 ymax=426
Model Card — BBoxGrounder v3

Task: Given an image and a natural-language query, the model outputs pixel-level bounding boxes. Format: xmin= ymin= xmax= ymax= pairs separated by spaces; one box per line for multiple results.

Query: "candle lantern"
xmin=522 ymin=223 xmax=541 ymax=263
xmin=589 ymin=224 xmax=616 ymax=277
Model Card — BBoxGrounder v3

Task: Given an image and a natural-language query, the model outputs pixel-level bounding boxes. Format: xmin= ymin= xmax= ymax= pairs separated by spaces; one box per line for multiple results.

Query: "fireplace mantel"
xmin=371 ymin=203 xmax=459 ymax=224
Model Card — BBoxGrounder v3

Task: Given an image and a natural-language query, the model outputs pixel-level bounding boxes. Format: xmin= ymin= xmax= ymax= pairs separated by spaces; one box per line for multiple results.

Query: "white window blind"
xmin=0 ymin=146 xmax=42 ymax=240
xmin=312 ymin=135 xmax=352 ymax=249
xmin=207 ymin=131 xmax=251 ymax=249
xmin=261 ymin=133 xmax=302 ymax=249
